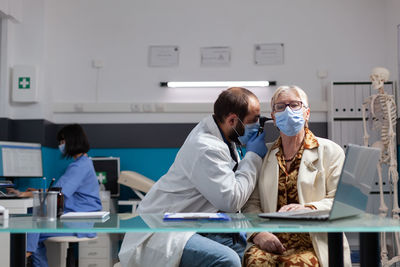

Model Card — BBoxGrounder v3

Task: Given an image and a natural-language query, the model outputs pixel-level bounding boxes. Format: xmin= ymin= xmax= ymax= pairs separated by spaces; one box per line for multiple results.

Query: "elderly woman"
xmin=243 ymin=86 xmax=351 ymax=267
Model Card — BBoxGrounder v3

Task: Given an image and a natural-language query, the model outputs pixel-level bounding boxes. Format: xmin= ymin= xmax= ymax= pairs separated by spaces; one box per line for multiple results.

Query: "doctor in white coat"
xmin=119 ymin=87 xmax=268 ymax=267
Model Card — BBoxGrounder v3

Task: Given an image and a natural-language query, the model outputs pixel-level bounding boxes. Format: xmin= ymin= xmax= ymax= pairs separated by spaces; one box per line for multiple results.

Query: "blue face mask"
xmin=237 ymin=121 xmax=259 ymax=145
xmin=275 ymin=106 xmax=305 ymax=136
xmin=58 ymin=143 xmax=65 ymax=154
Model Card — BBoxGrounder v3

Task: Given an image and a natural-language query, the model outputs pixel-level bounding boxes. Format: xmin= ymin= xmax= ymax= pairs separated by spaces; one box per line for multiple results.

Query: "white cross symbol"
xmin=98 ymin=172 xmax=106 ymax=182
xmin=19 ymin=78 xmax=30 ymax=88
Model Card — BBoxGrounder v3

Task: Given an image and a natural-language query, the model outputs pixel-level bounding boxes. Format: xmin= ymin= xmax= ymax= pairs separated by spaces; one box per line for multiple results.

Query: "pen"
xmin=42 ymin=177 xmax=46 ymax=192
xmin=47 ymin=178 xmax=55 ymax=191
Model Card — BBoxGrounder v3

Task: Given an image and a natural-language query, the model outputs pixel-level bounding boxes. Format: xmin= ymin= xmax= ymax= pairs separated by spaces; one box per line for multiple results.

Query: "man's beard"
xmin=228 ymin=123 xmax=245 ymax=144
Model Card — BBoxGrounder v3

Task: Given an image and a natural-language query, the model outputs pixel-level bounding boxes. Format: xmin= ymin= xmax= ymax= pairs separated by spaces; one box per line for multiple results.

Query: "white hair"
xmin=271 ymin=85 xmax=309 ymax=111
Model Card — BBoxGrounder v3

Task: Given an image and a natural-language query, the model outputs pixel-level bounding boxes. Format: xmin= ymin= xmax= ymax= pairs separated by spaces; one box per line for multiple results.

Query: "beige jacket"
xmin=243 ymin=137 xmax=352 ymax=267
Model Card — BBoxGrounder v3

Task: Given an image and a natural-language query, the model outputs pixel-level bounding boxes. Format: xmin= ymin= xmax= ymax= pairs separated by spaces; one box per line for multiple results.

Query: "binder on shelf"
xmin=344 ymin=84 xmax=356 ymax=118
xmin=355 ymin=85 xmax=364 ymax=117
xmin=332 ymin=121 xmax=342 ymax=146
xmin=333 ymin=85 xmax=345 ymax=118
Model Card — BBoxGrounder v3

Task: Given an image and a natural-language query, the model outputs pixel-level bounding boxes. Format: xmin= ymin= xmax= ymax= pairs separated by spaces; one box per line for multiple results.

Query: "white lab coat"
xmin=243 ymin=137 xmax=352 ymax=267
xmin=119 ymin=115 xmax=263 ymax=267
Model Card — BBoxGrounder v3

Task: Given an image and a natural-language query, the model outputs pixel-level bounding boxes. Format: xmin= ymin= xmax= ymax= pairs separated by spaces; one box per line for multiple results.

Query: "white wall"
xmin=385 ymin=0 xmax=400 ymax=85
xmin=1 ymin=0 xmax=50 ymax=120
xmin=2 ymin=0 xmax=399 ymax=123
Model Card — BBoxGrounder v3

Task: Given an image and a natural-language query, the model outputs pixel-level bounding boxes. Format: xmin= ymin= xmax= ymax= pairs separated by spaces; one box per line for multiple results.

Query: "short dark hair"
xmin=213 ymin=87 xmax=257 ymax=123
xmin=57 ymin=124 xmax=90 ymax=158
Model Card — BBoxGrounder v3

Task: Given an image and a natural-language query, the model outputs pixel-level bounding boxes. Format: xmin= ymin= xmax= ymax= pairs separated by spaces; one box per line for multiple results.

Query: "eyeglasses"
xmin=273 ymin=101 xmax=305 ymax=112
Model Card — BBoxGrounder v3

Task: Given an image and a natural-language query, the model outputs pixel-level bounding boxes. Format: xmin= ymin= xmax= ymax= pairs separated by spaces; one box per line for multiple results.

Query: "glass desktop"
xmin=3 ymin=213 xmax=397 ymax=267
xmin=1 ymin=213 xmax=400 ymax=233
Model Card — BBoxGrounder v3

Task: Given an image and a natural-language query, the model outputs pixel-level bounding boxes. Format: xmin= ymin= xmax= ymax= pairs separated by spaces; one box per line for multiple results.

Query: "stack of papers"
xmin=163 ymin=212 xmax=231 ymax=221
xmin=60 ymin=211 xmax=110 ymax=219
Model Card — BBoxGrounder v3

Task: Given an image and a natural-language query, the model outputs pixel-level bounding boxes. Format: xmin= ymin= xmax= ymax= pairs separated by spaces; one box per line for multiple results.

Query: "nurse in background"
xmin=26 ymin=124 xmax=102 ymax=267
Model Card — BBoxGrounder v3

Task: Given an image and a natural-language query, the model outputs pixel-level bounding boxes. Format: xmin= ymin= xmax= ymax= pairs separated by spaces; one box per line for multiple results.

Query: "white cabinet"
xmin=79 ymin=191 xmax=118 ymax=267
xmin=79 ymin=233 xmax=115 ymax=267
xmin=328 ymin=81 xmax=397 ymax=213
xmin=328 ymin=81 xmax=396 ymax=149
xmin=0 ymin=233 xmax=9 ymax=267
xmin=329 ymin=81 xmax=398 ymax=263
xmin=79 ymin=258 xmax=112 ymax=267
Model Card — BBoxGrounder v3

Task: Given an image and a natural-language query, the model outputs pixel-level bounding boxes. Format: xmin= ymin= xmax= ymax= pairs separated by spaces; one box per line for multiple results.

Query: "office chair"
xmin=113 ymin=171 xmax=155 ymax=266
xmin=117 ymin=170 xmax=155 ymax=215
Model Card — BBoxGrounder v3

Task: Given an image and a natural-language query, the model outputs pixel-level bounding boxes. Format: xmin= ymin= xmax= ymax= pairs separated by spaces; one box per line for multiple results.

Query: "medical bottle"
xmin=49 ymin=187 xmax=64 ymax=217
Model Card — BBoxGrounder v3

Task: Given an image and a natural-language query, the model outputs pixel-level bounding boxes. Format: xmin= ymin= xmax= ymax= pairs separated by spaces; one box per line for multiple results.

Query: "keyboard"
xmin=258 ymin=210 xmax=330 ymax=220
xmin=0 ymin=194 xmax=20 ymax=199
xmin=0 ymin=181 xmax=15 ymax=188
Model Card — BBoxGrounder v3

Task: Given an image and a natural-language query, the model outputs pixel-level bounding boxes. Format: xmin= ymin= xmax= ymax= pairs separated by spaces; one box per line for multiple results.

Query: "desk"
xmin=0 ymin=198 xmax=32 ymax=266
xmin=2 ymin=213 xmax=400 ymax=267
xmin=0 ymin=198 xmax=33 ymax=214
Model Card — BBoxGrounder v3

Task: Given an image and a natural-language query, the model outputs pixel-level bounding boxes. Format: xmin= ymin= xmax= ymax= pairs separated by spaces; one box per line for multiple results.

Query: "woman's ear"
xmin=304 ymin=107 xmax=310 ymax=121
xmin=271 ymin=112 xmax=276 ymax=126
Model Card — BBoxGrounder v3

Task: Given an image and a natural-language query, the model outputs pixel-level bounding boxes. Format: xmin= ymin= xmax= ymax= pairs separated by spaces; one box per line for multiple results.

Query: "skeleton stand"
xmin=362 ymin=89 xmax=400 ymax=266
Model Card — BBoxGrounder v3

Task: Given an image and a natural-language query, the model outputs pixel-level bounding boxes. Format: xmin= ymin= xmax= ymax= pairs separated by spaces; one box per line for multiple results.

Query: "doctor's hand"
xmin=278 ymin=203 xmax=313 ymax=212
xmin=246 ymin=132 xmax=267 ymax=158
xmin=253 ymin=232 xmax=286 ymax=254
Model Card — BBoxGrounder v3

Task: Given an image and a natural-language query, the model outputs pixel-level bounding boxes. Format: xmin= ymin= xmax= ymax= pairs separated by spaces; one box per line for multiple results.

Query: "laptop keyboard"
xmin=259 ymin=210 xmax=330 ymax=220
xmin=289 ymin=210 xmax=330 ymax=217
xmin=0 ymin=193 xmax=19 ymax=199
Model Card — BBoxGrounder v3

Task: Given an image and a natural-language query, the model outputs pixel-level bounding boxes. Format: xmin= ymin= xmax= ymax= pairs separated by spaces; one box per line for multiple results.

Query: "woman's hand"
xmin=278 ymin=203 xmax=313 ymax=212
xmin=6 ymin=188 xmax=20 ymax=195
xmin=6 ymin=188 xmax=35 ymax=198
xmin=253 ymin=232 xmax=286 ymax=254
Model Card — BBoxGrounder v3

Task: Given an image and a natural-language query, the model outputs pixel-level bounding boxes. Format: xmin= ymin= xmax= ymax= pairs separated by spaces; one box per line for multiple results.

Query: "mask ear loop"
xmin=231 ymin=126 xmax=244 ymax=159
xmin=231 ymin=117 xmax=246 ymax=148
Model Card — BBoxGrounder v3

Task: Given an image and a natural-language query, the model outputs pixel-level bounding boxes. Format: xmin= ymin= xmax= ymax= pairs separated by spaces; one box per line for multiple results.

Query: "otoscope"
xmin=257 ymin=116 xmax=273 ymax=136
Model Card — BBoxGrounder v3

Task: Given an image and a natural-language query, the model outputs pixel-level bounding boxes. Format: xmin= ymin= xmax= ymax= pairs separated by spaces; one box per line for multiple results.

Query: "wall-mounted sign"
xmin=254 ymin=43 xmax=284 ymax=65
xmin=201 ymin=47 xmax=231 ymax=67
xmin=148 ymin=46 xmax=179 ymax=67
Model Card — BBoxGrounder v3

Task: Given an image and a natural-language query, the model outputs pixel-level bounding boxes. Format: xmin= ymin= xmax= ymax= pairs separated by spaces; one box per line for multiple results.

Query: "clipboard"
xmin=163 ymin=212 xmax=231 ymax=221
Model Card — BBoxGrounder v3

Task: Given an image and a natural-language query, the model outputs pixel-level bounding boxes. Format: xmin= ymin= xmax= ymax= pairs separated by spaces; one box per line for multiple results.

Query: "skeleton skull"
xmin=370 ymin=67 xmax=390 ymax=91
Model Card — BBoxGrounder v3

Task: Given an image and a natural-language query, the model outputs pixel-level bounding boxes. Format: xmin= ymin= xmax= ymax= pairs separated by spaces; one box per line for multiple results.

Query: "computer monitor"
xmin=91 ymin=157 xmax=120 ymax=197
xmin=0 ymin=141 xmax=43 ymax=177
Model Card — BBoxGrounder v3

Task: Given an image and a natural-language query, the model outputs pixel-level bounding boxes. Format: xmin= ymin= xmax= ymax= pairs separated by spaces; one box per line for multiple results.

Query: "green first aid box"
xmin=12 ymin=65 xmax=38 ymax=102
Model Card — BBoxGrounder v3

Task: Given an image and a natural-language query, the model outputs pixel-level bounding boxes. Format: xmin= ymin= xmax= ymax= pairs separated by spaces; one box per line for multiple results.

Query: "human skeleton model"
xmin=362 ymin=67 xmax=399 ymax=266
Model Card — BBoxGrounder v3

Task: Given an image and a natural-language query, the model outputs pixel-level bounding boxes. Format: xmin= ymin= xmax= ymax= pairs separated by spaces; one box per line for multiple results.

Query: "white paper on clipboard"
xmin=60 ymin=211 xmax=110 ymax=219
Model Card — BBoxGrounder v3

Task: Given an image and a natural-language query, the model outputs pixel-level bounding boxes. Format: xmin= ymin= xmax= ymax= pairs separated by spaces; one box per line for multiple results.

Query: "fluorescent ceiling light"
xmin=160 ymin=81 xmax=276 ymax=88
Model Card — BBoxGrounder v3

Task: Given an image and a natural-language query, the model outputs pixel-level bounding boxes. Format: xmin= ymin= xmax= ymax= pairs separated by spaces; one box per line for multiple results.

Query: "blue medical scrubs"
xmin=27 ymin=155 xmax=102 ymax=267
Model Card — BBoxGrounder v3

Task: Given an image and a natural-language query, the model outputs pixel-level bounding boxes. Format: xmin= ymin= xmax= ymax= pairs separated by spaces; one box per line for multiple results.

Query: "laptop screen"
xmin=330 ymin=144 xmax=381 ymax=220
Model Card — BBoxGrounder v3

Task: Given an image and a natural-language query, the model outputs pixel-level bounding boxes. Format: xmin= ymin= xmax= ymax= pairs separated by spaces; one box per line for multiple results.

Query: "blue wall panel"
xmin=15 ymin=147 xmax=179 ymax=201
xmin=88 ymin=148 xmax=179 ymax=181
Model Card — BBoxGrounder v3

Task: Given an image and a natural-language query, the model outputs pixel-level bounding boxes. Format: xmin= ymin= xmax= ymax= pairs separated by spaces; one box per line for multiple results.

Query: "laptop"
xmin=258 ymin=144 xmax=381 ymax=221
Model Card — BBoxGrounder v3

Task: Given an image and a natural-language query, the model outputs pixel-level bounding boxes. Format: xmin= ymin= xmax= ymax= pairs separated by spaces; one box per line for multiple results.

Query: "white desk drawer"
xmin=80 ymin=234 xmax=110 ymax=248
xmin=79 ymin=258 xmax=111 ymax=267
xmin=79 ymin=247 xmax=109 ymax=259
